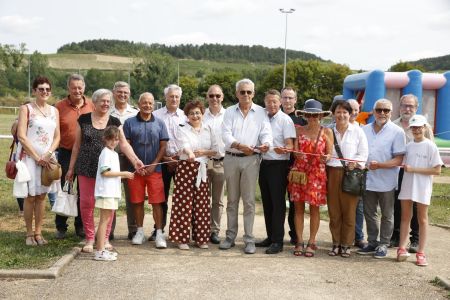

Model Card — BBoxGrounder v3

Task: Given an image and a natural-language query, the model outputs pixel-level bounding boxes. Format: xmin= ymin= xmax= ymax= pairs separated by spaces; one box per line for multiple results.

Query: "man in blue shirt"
xmin=358 ymin=99 xmax=406 ymax=259
xmin=123 ymin=92 xmax=169 ymax=249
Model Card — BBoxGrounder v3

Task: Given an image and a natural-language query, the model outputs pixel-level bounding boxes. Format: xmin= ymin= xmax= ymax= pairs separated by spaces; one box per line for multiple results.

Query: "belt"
xmin=212 ymin=157 xmax=224 ymax=161
xmin=225 ymin=151 xmax=256 ymax=157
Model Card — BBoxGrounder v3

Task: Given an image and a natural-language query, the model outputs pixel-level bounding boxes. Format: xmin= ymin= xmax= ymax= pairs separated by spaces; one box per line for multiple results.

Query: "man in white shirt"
xmin=219 ymin=78 xmax=272 ymax=254
xmin=152 ymin=84 xmax=187 ymax=240
xmin=256 ymin=89 xmax=296 ymax=254
xmin=203 ymin=84 xmax=226 ymax=245
xmin=109 ymin=81 xmax=139 ymax=240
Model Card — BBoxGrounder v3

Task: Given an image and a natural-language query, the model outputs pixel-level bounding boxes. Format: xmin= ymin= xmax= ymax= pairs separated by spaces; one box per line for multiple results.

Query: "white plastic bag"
xmin=13 ymin=160 xmax=30 ymax=198
xmin=52 ymin=181 xmax=78 ymax=217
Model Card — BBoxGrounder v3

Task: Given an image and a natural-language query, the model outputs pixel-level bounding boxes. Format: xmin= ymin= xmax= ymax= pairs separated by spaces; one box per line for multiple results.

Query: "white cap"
xmin=408 ymin=114 xmax=428 ymax=127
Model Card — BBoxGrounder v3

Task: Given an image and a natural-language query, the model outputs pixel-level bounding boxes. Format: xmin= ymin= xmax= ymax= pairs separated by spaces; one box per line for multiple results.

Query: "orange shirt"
xmin=56 ymin=96 xmax=95 ymax=150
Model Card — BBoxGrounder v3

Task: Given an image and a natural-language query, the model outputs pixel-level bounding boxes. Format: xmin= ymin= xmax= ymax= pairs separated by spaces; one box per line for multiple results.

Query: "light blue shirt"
xmin=362 ymin=121 xmax=406 ymax=192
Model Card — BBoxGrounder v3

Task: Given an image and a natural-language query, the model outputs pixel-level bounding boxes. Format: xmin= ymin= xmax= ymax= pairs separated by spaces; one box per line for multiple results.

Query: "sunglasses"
xmin=304 ymin=113 xmax=319 ymax=118
xmin=208 ymin=94 xmax=222 ymax=99
xmin=239 ymin=90 xmax=253 ymax=95
xmin=37 ymin=87 xmax=51 ymax=93
xmin=375 ymin=108 xmax=391 ymax=114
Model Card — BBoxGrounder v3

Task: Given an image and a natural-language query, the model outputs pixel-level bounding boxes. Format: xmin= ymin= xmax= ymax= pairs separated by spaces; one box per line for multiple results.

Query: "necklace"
xmin=34 ymin=102 xmax=48 ymax=118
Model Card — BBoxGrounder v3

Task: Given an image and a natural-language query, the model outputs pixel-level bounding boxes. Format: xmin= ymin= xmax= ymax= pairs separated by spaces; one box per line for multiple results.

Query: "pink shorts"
xmin=127 ymin=172 xmax=165 ymax=204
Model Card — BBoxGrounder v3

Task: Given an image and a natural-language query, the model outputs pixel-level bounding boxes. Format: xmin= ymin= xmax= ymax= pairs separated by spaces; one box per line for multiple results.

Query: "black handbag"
xmin=332 ymin=129 xmax=367 ymax=196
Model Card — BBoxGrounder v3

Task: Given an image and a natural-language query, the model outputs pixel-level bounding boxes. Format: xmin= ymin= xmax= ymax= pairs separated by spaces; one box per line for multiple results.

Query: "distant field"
xmin=46 ymin=53 xmax=274 ymax=74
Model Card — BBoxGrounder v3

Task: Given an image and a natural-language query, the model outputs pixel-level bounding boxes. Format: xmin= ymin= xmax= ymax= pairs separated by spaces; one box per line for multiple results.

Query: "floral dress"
xmin=288 ymin=128 xmax=327 ymax=206
xmin=20 ymin=103 xmax=57 ymax=196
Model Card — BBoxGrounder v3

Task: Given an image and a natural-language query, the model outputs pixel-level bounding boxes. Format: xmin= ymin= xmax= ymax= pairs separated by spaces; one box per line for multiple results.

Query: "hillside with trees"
xmin=57 ymin=39 xmax=324 ymax=64
xmin=407 ymin=54 xmax=450 ymax=72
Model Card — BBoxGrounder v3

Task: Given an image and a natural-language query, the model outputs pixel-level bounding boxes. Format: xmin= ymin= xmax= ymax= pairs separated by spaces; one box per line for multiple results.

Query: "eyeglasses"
xmin=400 ymin=104 xmax=416 ymax=110
xmin=239 ymin=90 xmax=253 ymax=96
xmin=375 ymin=108 xmax=391 ymax=114
xmin=304 ymin=113 xmax=319 ymax=118
xmin=410 ymin=126 xmax=424 ymax=130
xmin=188 ymin=111 xmax=202 ymax=116
xmin=208 ymin=94 xmax=222 ymax=99
xmin=37 ymin=87 xmax=51 ymax=93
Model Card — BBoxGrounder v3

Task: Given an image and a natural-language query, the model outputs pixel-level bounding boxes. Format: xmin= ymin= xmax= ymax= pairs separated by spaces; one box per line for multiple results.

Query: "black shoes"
xmin=128 ymin=231 xmax=137 ymax=240
xmin=210 ymin=232 xmax=220 ymax=244
xmin=255 ymin=238 xmax=271 ymax=247
xmin=265 ymin=243 xmax=283 ymax=254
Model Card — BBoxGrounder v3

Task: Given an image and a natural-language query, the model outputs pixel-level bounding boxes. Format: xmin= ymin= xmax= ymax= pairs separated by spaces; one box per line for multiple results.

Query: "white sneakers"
xmin=94 ymin=250 xmax=117 ymax=261
xmin=132 ymin=228 xmax=167 ymax=249
xmin=155 ymin=231 xmax=167 ymax=249
xmin=132 ymin=230 xmax=146 ymax=245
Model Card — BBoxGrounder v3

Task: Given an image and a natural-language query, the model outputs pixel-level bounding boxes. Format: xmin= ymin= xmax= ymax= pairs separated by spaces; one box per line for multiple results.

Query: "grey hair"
xmin=373 ymin=98 xmax=393 ymax=110
xmin=235 ymin=78 xmax=255 ymax=91
xmin=113 ymin=81 xmax=130 ymax=91
xmin=138 ymin=92 xmax=154 ymax=103
xmin=164 ymin=84 xmax=182 ymax=97
xmin=347 ymin=99 xmax=359 ymax=108
xmin=399 ymin=94 xmax=419 ymax=107
xmin=67 ymin=73 xmax=85 ymax=88
xmin=92 ymin=89 xmax=112 ymax=104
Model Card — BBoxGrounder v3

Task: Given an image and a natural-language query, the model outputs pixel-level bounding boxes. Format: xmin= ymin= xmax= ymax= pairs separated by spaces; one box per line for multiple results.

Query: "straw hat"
xmin=41 ymin=162 xmax=62 ymax=186
xmin=295 ymin=99 xmax=331 ymax=117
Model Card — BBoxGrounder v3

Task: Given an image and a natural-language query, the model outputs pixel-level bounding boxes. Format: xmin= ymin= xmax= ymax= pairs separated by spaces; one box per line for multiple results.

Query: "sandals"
xmin=82 ymin=241 xmax=95 ymax=253
xmin=328 ymin=245 xmax=341 ymax=256
xmin=304 ymin=243 xmax=316 ymax=257
xmin=340 ymin=246 xmax=351 ymax=258
xmin=34 ymin=234 xmax=48 ymax=246
xmin=26 ymin=234 xmax=37 ymax=246
xmin=293 ymin=243 xmax=305 ymax=256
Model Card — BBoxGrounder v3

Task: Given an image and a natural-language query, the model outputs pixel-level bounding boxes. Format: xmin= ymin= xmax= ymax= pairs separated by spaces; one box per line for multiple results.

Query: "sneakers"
xmin=94 ymin=250 xmax=117 ymax=261
xmin=416 ymin=252 xmax=428 ymax=266
xmin=357 ymin=244 xmax=377 ymax=255
xmin=408 ymin=241 xmax=419 ymax=253
xmin=396 ymin=247 xmax=411 ymax=262
xmin=374 ymin=245 xmax=388 ymax=259
xmin=198 ymin=243 xmax=209 ymax=249
xmin=55 ymin=230 xmax=66 ymax=240
xmin=219 ymin=237 xmax=235 ymax=250
xmin=132 ymin=230 xmax=145 ymax=245
xmin=178 ymin=243 xmax=190 ymax=250
xmin=155 ymin=232 xmax=167 ymax=249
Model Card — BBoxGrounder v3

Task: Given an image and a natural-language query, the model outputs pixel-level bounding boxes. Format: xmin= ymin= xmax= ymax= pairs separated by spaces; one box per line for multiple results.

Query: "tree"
xmin=179 ymin=75 xmax=199 ymax=107
xmin=388 ymin=61 xmax=425 ymax=72
xmin=29 ymin=51 xmax=49 ymax=79
xmin=198 ymin=70 xmax=242 ymax=107
xmin=132 ymin=52 xmax=177 ymax=100
xmin=259 ymin=60 xmax=352 ymax=108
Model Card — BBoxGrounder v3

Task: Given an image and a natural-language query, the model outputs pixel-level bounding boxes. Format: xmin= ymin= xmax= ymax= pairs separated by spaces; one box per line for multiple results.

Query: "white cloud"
xmin=426 ymin=11 xmax=450 ymax=31
xmin=0 ymin=15 xmax=43 ymax=35
xmin=129 ymin=1 xmax=150 ymax=11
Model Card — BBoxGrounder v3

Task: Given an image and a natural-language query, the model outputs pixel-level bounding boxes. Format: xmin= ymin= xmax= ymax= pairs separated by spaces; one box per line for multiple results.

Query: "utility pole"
xmin=279 ymin=8 xmax=295 ymax=88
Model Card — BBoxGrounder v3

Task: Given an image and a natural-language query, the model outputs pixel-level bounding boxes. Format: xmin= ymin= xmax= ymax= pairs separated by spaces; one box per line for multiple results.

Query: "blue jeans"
xmin=48 ymin=192 xmax=56 ymax=207
xmin=355 ymin=197 xmax=364 ymax=241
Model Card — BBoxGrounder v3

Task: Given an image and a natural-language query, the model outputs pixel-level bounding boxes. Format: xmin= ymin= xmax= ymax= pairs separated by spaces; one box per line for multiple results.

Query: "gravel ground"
xmin=0 ymin=202 xmax=449 ymax=300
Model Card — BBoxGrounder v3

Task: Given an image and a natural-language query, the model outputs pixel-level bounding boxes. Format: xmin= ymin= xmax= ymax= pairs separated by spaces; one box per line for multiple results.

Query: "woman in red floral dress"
xmin=288 ymin=99 xmax=333 ymax=257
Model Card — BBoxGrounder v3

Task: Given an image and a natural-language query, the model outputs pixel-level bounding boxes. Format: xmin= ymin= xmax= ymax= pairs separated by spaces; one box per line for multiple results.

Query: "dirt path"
xmin=0 ymin=204 xmax=449 ymax=299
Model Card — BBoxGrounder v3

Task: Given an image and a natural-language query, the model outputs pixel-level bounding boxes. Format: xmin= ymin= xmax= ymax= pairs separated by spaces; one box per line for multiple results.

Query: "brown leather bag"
xmin=5 ymin=140 xmax=17 ymax=179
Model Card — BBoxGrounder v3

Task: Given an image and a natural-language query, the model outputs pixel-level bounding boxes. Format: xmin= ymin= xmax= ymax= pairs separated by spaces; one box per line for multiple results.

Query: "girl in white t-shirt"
xmin=94 ymin=126 xmax=134 ymax=261
xmin=397 ymin=115 xmax=443 ymax=267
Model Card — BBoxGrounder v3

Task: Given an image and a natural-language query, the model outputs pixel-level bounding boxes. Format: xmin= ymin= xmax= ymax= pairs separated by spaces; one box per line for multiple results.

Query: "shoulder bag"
xmin=332 ymin=129 xmax=367 ymax=196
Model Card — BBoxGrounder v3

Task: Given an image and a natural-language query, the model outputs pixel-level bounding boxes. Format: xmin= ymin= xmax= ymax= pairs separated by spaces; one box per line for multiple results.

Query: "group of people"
xmin=14 ymin=74 xmax=442 ymax=265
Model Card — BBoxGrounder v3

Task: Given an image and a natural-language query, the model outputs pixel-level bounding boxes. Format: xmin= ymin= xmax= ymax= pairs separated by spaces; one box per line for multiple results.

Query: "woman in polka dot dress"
xmin=168 ymin=100 xmax=219 ymax=250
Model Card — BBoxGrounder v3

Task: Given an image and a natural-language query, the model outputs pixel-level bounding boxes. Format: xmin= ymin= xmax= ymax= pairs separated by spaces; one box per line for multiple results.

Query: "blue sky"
xmin=0 ymin=0 xmax=449 ymax=70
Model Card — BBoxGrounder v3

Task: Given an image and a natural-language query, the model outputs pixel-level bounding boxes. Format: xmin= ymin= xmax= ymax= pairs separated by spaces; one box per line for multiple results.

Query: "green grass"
xmin=45 ymin=53 xmax=274 ymax=75
xmin=0 ymin=114 xmax=16 ymax=135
